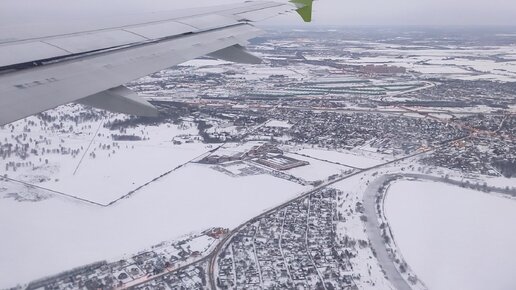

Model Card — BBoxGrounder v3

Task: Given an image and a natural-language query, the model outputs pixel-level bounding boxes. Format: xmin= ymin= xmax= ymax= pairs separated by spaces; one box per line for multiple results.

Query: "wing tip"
xmin=290 ymin=0 xmax=313 ymax=23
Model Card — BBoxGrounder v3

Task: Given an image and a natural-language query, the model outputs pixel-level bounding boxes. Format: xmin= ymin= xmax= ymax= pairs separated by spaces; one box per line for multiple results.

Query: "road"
xmin=119 ymin=255 xmax=212 ymax=289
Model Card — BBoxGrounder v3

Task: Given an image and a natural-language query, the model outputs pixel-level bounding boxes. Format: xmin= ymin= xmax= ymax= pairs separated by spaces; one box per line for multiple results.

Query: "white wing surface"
xmin=0 ymin=0 xmax=313 ymax=125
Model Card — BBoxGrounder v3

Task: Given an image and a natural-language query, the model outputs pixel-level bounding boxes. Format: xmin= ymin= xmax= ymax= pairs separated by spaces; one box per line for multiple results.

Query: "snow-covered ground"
xmin=43 ymin=141 xmax=208 ymax=204
xmin=0 ymin=164 xmax=305 ymax=288
xmin=181 ymin=234 xmax=216 ymax=254
xmin=385 ymin=180 xmax=516 ymax=290
xmin=296 ymin=148 xmax=389 ymax=169
xmin=265 ymin=119 xmax=293 ymax=129
xmin=332 ymin=172 xmax=397 ymax=290
xmin=337 ymin=43 xmax=516 ymax=82
xmin=283 ymin=153 xmax=353 ymax=182
xmin=0 ymin=109 xmax=210 ymax=204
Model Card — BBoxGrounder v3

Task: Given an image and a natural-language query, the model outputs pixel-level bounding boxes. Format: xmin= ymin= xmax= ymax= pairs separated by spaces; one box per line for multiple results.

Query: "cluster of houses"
xmin=26 ymin=230 xmax=225 ymax=290
xmin=424 ymin=136 xmax=516 ymax=178
xmin=216 ymin=189 xmax=359 ymax=289
xmin=263 ymin=109 xmax=467 ymax=155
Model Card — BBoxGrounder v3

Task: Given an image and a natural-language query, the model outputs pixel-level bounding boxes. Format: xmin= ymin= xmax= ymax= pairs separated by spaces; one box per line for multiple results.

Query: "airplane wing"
xmin=0 ymin=0 xmax=313 ymax=126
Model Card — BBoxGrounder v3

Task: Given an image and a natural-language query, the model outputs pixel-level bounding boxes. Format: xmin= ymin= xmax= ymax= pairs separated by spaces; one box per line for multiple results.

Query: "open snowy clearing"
xmin=265 ymin=119 xmax=293 ymax=128
xmin=331 ymin=171 xmax=397 ymax=290
xmin=296 ymin=148 xmax=389 ymax=169
xmin=342 ymin=44 xmax=516 ymax=82
xmin=0 ymin=164 xmax=305 ymax=288
xmin=1 ymin=118 xmax=208 ymax=204
xmin=43 ymin=142 xmax=208 ymax=204
xmin=283 ymin=153 xmax=353 ymax=182
xmin=385 ymin=180 xmax=516 ymax=290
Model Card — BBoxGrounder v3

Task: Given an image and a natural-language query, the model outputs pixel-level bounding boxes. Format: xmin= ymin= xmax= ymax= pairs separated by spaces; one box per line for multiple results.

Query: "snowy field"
xmin=0 ymin=164 xmax=305 ymax=288
xmin=296 ymin=148 xmax=389 ymax=169
xmin=385 ymin=180 xmax=516 ymax=290
xmin=0 ymin=110 xmax=210 ymax=204
xmin=283 ymin=153 xmax=354 ymax=182
xmin=265 ymin=119 xmax=293 ymax=129
xmin=337 ymin=43 xmax=516 ymax=82
xmin=41 ymin=141 xmax=208 ymax=204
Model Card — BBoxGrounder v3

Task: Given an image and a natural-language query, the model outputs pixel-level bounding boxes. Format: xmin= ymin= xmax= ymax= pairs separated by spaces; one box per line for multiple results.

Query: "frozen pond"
xmin=385 ymin=180 xmax=516 ymax=290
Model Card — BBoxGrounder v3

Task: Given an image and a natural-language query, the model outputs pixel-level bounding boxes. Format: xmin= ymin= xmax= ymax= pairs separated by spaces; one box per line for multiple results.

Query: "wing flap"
xmin=44 ymin=30 xmax=148 ymax=54
xmin=235 ymin=4 xmax=293 ymax=22
xmin=0 ymin=14 xmax=240 ymax=69
xmin=0 ymin=42 xmax=69 ymax=68
xmin=175 ymin=14 xmax=239 ymax=30
xmin=124 ymin=22 xmax=194 ymax=40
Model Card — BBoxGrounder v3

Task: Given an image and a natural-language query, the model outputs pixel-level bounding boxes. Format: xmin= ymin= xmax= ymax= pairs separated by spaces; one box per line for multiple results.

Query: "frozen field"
xmin=0 ymin=164 xmax=305 ymax=288
xmin=0 ymin=112 xmax=209 ymax=204
xmin=296 ymin=148 xmax=388 ymax=169
xmin=385 ymin=180 xmax=516 ymax=290
xmin=40 ymin=141 xmax=208 ymax=204
xmin=339 ymin=44 xmax=516 ymax=82
xmin=284 ymin=153 xmax=353 ymax=182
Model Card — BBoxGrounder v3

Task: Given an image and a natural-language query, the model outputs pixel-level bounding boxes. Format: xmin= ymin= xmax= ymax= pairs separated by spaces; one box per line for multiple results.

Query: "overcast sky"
xmin=2 ymin=0 xmax=516 ymax=26
xmin=316 ymin=0 xmax=516 ymax=26
xmin=311 ymin=0 xmax=516 ymax=26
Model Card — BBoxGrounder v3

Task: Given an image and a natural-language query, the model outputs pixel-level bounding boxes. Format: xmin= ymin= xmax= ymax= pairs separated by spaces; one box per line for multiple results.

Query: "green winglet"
xmin=289 ymin=0 xmax=313 ymax=22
